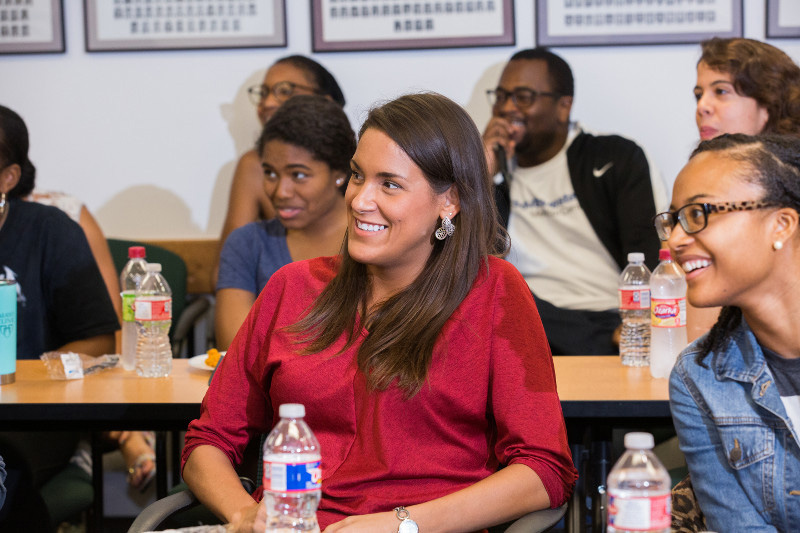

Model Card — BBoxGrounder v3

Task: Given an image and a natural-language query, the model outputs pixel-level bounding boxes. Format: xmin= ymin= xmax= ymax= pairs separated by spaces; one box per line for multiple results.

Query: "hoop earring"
xmin=0 ymin=193 xmax=6 ymax=217
xmin=773 ymin=240 xmax=784 ymax=251
xmin=435 ymin=214 xmax=455 ymax=241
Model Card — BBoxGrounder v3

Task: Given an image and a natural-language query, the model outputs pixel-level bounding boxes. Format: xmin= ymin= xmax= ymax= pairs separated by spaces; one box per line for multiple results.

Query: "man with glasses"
xmin=483 ymin=48 xmax=667 ymax=355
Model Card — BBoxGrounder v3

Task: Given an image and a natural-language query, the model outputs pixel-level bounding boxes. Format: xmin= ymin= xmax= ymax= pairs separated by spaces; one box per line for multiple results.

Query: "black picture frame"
xmin=311 ymin=0 xmax=515 ymax=53
xmin=84 ymin=0 xmax=286 ymax=52
xmin=536 ymin=0 xmax=743 ymax=47
xmin=766 ymin=0 xmax=800 ymax=39
xmin=0 ymin=0 xmax=64 ymax=55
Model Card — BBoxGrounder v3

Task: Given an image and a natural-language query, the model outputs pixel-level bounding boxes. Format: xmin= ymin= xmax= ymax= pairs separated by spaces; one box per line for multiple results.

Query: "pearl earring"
xmin=773 ymin=241 xmax=784 ymax=251
xmin=335 ymin=178 xmax=344 ymax=186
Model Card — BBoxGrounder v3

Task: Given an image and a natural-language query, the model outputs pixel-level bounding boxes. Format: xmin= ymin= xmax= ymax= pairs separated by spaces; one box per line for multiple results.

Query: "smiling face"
xmin=694 ymin=62 xmax=769 ymax=141
xmin=667 ymin=151 xmax=779 ymax=309
xmin=256 ymin=62 xmax=318 ymax=126
xmin=346 ymin=128 xmax=458 ymax=287
xmin=261 ymin=140 xmax=345 ymax=233
xmin=493 ymin=59 xmax=571 ymax=166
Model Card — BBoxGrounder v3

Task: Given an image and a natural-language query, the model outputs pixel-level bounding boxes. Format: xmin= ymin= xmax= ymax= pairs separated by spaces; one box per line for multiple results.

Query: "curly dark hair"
xmin=699 ymin=38 xmax=800 ymax=135
xmin=274 ymin=55 xmax=345 ymax=108
xmin=0 ymin=105 xmax=36 ymax=199
xmin=692 ymin=133 xmax=800 ymax=364
xmin=255 ymin=95 xmax=355 ymax=192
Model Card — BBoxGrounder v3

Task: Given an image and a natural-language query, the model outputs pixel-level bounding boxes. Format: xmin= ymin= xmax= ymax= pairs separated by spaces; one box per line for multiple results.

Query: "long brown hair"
xmin=290 ymin=93 xmax=505 ymax=396
xmin=699 ymin=38 xmax=800 ymax=135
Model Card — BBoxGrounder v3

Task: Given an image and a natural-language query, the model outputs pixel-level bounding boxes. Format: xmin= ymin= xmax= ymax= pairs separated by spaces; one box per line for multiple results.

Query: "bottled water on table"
xmin=607 ymin=432 xmax=671 ymax=533
xmin=120 ymin=246 xmax=147 ymax=371
xmin=263 ymin=403 xmax=321 ymax=533
xmin=134 ymin=263 xmax=172 ymax=378
xmin=650 ymin=249 xmax=687 ymax=379
xmin=618 ymin=252 xmax=651 ymax=366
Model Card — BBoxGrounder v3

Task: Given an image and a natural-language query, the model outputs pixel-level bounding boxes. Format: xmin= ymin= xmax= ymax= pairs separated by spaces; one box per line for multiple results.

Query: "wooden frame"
xmin=766 ymin=0 xmax=800 ymax=38
xmin=0 ymin=0 xmax=64 ymax=55
xmin=311 ymin=0 xmax=515 ymax=53
xmin=84 ymin=0 xmax=286 ymax=52
xmin=536 ymin=0 xmax=743 ymax=47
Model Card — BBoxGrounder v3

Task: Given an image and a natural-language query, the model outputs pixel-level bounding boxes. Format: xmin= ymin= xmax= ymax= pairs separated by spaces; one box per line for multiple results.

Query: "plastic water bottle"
xmin=120 ymin=246 xmax=147 ymax=371
xmin=134 ymin=263 xmax=172 ymax=378
xmin=607 ymin=432 xmax=671 ymax=533
xmin=618 ymin=252 xmax=651 ymax=367
xmin=649 ymin=249 xmax=687 ymax=379
xmin=263 ymin=403 xmax=321 ymax=533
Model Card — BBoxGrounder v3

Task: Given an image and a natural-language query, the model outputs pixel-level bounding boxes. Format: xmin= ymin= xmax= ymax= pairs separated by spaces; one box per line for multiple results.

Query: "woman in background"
xmin=688 ymin=37 xmax=800 ymax=341
xmin=0 ymin=105 xmax=119 ymax=531
xmin=663 ymin=134 xmax=800 ymax=530
xmin=694 ymin=37 xmax=800 ymax=141
xmin=184 ymin=93 xmax=577 ymax=532
xmin=215 ymin=95 xmax=354 ymax=349
xmin=219 ymin=55 xmax=346 ymax=247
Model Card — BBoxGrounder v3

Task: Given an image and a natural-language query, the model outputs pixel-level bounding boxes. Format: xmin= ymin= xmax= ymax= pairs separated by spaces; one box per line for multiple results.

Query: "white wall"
xmin=3 ymin=0 xmax=799 ymax=239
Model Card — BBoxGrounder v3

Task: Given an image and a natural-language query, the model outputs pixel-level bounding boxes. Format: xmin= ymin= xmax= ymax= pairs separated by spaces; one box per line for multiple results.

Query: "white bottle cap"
xmin=624 ymin=432 xmax=655 ymax=449
xmin=279 ymin=403 xmax=305 ymax=418
xmin=146 ymin=263 xmax=162 ymax=272
xmin=627 ymin=252 xmax=645 ymax=263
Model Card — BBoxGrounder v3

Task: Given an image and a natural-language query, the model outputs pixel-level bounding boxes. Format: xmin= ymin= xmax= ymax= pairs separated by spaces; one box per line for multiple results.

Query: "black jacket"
xmin=494 ymin=129 xmax=662 ymax=272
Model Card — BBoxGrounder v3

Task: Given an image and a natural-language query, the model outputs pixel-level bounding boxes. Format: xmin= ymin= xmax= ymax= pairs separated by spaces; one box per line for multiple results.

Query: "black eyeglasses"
xmin=247 ymin=81 xmax=319 ymax=105
xmin=486 ymin=87 xmax=561 ymax=109
xmin=653 ymin=200 xmax=775 ymax=241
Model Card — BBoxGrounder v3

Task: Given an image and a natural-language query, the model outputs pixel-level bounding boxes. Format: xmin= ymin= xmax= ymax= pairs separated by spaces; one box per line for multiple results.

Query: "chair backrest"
xmin=107 ymin=238 xmax=188 ymax=339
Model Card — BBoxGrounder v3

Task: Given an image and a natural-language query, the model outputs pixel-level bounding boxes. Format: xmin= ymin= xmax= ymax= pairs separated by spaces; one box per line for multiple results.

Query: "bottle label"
xmin=651 ymin=297 xmax=686 ymax=328
xmin=263 ymin=459 xmax=321 ymax=493
xmin=122 ymin=291 xmax=136 ymax=322
xmin=608 ymin=492 xmax=670 ymax=530
xmin=619 ymin=289 xmax=650 ymax=310
xmin=134 ymin=297 xmax=172 ymax=321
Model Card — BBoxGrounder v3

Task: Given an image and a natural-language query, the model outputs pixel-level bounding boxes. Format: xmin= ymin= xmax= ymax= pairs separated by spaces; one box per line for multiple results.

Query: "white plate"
xmin=188 ymin=352 xmax=224 ymax=372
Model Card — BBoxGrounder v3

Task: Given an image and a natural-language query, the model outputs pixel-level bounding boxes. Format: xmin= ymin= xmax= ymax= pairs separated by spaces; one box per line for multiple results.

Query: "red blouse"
xmin=183 ymin=255 xmax=577 ymax=529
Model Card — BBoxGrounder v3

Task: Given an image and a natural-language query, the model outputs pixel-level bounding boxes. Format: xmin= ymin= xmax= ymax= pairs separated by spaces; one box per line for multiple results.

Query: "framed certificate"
xmin=536 ymin=0 xmax=743 ymax=47
xmin=84 ymin=0 xmax=286 ymax=52
xmin=766 ymin=0 xmax=800 ymax=38
xmin=0 ymin=0 xmax=64 ymax=54
xmin=312 ymin=0 xmax=515 ymax=52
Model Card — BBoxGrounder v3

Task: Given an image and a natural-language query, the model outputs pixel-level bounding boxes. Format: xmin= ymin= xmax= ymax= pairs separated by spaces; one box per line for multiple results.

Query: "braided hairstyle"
xmin=0 ymin=105 xmax=36 ymax=198
xmin=693 ymin=133 xmax=800 ymax=364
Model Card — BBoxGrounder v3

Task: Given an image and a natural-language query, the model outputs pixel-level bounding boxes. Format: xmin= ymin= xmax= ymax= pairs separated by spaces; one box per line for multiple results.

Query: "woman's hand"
xmin=322 ymin=511 xmax=397 ymax=532
xmin=229 ymin=501 xmax=265 ymax=533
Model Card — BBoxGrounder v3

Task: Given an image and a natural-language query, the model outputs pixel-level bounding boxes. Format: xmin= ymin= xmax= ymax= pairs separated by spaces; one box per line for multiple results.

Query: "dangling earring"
xmin=0 ymin=193 xmax=6 ymax=217
xmin=435 ymin=213 xmax=455 ymax=241
xmin=773 ymin=240 xmax=784 ymax=251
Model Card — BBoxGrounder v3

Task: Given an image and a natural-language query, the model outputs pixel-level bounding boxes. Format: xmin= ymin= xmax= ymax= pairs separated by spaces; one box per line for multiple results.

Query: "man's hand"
xmin=482 ymin=116 xmax=517 ymax=176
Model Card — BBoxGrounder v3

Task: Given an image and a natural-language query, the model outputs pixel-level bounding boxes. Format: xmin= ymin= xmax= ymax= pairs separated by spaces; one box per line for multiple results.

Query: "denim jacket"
xmin=670 ymin=319 xmax=800 ymax=532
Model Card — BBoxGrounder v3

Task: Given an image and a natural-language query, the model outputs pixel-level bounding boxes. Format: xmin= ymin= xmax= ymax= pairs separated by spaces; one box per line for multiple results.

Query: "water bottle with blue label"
xmin=263 ymin=403 xmax=321 ymax=532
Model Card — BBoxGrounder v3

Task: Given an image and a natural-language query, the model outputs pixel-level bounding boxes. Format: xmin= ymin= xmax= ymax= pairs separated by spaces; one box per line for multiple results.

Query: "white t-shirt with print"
xmin=506 ymin=127 xmax=620 ymax=312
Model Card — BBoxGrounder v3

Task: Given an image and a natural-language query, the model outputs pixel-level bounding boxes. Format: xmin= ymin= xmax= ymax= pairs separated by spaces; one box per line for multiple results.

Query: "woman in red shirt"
xmin=183 ymin=93 xmax=577 ymax=533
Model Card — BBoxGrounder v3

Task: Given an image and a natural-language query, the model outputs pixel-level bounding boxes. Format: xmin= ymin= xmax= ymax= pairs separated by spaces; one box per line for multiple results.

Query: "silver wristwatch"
xmin=394 ymin=506 xmax=419 ymax=533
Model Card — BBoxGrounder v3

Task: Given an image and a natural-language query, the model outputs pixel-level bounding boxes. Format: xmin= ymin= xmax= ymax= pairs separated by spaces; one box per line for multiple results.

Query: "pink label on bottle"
xmin=619 ymin=289 xmax=650 ymax=310
xmin=651 ymin=297 xmax=686 ymax=328
xmin=133 ymin=297 xmax=172 ymax=321
xmin=608 ymin=492 xmax=671 ymax=530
